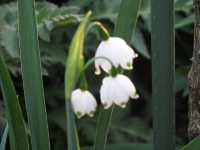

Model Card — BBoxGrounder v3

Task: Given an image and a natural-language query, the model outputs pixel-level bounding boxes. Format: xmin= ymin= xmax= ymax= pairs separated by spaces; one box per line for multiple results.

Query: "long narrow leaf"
xmin=114 ymin=0 xmax=142 ymax=41
xmin=0 ymin=123 xmax=8 ymax=150
xmin=151 ymin=0 xmax=175 ymax=149
xmin=180 ymin=135 xmax=200 ymax=150
xmin=85 ymin=143 xmax=153 ymax=150
xmin=94 ymin=1 xmax=142 ymax=150
xmin=17 ymin=0 xmax=50 ymax=150
xmin=65 ymin=12 xmax=92 ymax=150
xmin=93 ymin=106 xmax=114 ymax=150
xmin=0 ymin=57 xmax=29 ymax=150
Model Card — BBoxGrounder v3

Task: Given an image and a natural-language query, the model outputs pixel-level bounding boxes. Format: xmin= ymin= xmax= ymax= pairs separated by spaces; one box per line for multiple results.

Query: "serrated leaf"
xmin=0 ymin=26 xmax=19 ymax=58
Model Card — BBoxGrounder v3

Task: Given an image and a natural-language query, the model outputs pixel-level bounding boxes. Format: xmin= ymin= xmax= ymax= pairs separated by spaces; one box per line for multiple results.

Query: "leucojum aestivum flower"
xmin=71 ymin=89 xmax=97 ymax=118
xmin=71 ymin=37 xmax=139 ymax=118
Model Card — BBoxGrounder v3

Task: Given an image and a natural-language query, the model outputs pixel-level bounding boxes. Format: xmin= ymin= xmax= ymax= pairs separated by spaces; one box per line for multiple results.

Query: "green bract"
xmin=65 ymin=11 xmax=92 ymax=150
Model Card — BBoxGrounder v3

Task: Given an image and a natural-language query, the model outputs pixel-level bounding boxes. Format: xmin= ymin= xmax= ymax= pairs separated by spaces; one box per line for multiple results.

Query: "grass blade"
xmin=93 ymin=1 xmax=141 ymax=150
xmin=84 ymin=143 xmax=153 ymax=150
xmin=65 ymin=12 xmax=92 ymax=150
xmin=114 ymin=0 xmax=142 ymax=41
xmin=0 ymin=57 xmax=29 ymax=150
xmin=93 ymin=106 xmax=114 ymax=150
xmin=0 ymin=123 xmax=8 ymax=150
xmin=180 ymin=135 xmax=200 ymax=150
xmin=17 ymin=0 xmax=50 ymax=150
xmin=151 ymin=0 xmax=175 ymax=149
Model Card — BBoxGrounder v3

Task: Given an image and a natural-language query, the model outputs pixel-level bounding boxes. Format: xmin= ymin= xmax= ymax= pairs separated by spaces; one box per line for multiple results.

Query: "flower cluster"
xmin=71 ymin=37 xmax=138 ymax=118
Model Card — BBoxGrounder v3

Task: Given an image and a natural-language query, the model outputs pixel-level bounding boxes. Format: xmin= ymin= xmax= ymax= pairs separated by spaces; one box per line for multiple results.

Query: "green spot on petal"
xmin=120 ymin=102 xmax=127 ymax=108
xmin=88 ymin=110 xmax=95 ymax=117
xmin=102 ymin=102 xmax=108 ymax=109
xmin=75 ymin=111 xmax=82 ymax=118
xmin=127 ymin=62 xmax=133 ymax=69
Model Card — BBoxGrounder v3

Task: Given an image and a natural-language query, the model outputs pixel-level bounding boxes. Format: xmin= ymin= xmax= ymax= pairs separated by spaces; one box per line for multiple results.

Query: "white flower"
xmin=100 ymin=74 xmax=138 ymax=109
xmin=95 ymin=37 xmax=138 ymax=74
xmin=71 ymin=89 xmax=97 ymax=118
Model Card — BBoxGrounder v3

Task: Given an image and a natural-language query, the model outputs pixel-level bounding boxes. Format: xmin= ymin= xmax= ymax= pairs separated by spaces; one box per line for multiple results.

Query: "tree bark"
xmin=188 ymin=0 xmax=200 ymax=139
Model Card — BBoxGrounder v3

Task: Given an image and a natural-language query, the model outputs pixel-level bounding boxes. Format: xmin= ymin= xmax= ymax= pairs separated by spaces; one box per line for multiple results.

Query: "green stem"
xmin=87 ymin=21 xmax=110 ymax=40
xmin=78 ymin=56 xmax=114 ymax=90
xmin=151 ymin=0 xmax=175 ymax=149
xmin=93 ymin=106 xmax=114 ymax=150
xmin=66 ymin=100 xmax=80 ymax=150
xmin=93 ymin=1 xmax=141 ymax=150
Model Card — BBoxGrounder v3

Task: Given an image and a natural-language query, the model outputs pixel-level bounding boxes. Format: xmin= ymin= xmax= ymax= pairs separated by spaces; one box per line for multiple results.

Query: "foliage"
xmin=0 ymin=56 xmax=29 ymax=150
xmin=0 ymin=0 xmax=195 ymax=150
xmin=181 ymin=135 xmax=200 ymax=150
xmin=0 ymin=123 xmax=8 ymax=150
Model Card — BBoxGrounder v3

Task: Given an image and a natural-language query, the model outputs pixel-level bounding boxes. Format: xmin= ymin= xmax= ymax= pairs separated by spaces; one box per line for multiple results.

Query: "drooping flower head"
xmin=95 ymin=37 xmax=138 ymax=74
xmin=71 ymin=89 xmax=97 ymax=118
xmin=100 ymin=74 xmax=139 ymax=109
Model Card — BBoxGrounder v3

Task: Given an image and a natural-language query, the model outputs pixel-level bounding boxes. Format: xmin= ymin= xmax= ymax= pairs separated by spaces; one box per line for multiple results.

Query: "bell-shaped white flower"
xmin=71 ymin=89 xmax=97 ymax=118
xmin=95 ymin=37 xmax=138 ymax=74
xmin=100 ymin=74 xmax=138 ymax=109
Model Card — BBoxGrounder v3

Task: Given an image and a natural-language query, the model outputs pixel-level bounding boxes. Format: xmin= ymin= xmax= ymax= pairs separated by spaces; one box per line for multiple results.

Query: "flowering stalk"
xmin=65 ymin=11 xmax=92 ymax=150
xmin=78 ymin=56 xmax=115 ymax=79
xmin=94 ymin=106 xmax=114 ymax=150
xmin=94 ymin=1 xmax=141 ymax=150
xmin=87 ymin=21 xmax=110 ymax=40
xmin=93 ymin=37 xmax=139 ymax=150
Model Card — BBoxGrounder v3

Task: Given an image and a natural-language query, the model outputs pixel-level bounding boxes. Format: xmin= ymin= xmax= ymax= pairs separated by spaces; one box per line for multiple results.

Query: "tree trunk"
xmin=188 ymin=0 xmax=200 ymax=139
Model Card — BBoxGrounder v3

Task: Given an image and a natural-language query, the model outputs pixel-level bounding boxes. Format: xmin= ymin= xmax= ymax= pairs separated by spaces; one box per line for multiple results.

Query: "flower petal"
xmin=116 ymin=74 xmax=138 ymax=99
xmin=100 ymin=74 xmax=138 ymax=109
xmin=100 ymin=77 xmax=114 ymax=109
xmin=95 ymin=37 xmax=138 ymax=74
xmin=71 ymin=89 xmax=97 ymax=118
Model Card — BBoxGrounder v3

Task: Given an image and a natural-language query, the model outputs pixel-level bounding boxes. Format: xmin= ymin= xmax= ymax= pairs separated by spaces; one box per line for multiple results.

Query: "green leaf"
xmin=65 ymin=11 xmax=92 ymax=150
xmin=0 ymin=57 xmax=29 ymax=150
xmin=151 ymin=0 xmax=175 ymax=149
xmin=180 ymin=135 xmax=200 ymax=150
xmin=114 ymin=0 xmax=142 ymax=41
xmin=93 ymin=106 xmax=114 ymax=150
xmin=175 ymin=0 xmax=193 ymax=11
xmin=0 ymin=2 xmax=83 ymax=77
xmin=94 ymin=1 xmax=142 ymax=150
xmin=0 ymin=123 xmax=8 ymax=150
xmin=84 ymin=143 xmax=153 ymax=150
xmin=17 ymin=0 xmax=50 ymax=150
xmin=131 ymin=29 xmax=150 ymax=59
xmin=175 ymin=14 xmax=194 ymax=29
